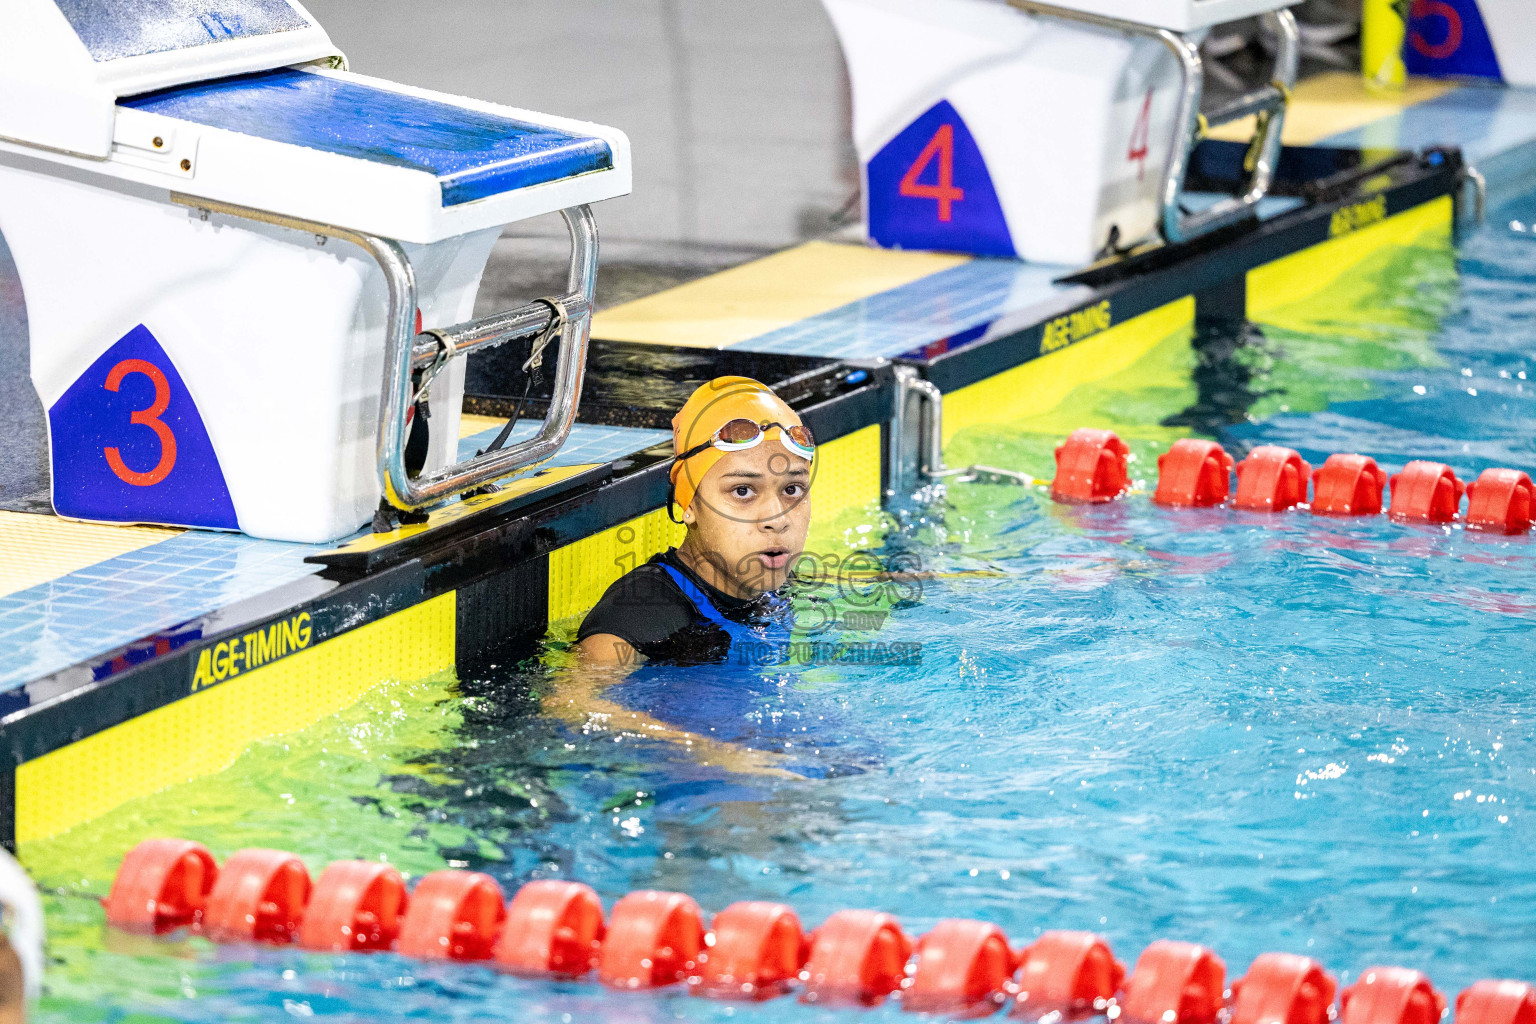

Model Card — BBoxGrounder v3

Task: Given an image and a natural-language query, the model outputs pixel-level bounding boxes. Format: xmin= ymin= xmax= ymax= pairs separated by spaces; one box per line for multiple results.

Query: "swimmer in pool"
xmin=578 ymin=376 xmax=813 ymax=667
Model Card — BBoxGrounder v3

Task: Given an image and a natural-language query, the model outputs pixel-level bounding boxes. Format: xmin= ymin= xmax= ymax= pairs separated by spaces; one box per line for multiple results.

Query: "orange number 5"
xmin=104 ymin=358 xmax=177 ymax=486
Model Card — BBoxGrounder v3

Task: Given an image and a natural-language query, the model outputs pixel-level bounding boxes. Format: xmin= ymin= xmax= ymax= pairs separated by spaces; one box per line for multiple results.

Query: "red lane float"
xmin=598 ymin=890 xmax=705 ymax=989
xmin=1053 ymin=429 xmax=1131 ymax=504
xmin=1014 ymin=930 xmax=1125 ymax=1020
xmin=801 ymin=910 xmax=912 ymax=1006
xmin=103 ymin=838 xmax=218 ymax=932
xmin=1154 ymin=440 xmax=1234 ymax=507
xmin=496 ymin=880 xmax=606 ymax=977
xmin=1457 ymin=981 xmax=1536 ymax=1024
xmin=694 ymin=901 xmax=806 ymax=1000
xmin=1311 ymin=454 xmax=1388 ymax=516
xmin=297 ymin=861 xmax=407 ymax=952
xmin=1465 ymin=469 xmax=1534 ymax=534
xmin=903 ymin=918 xmax=1015 ymax=1017
xmin=1120 ymin=940 xmax=1226 ymax=1024
xmin=1230 ymin=953 xmax=1336 ymax=1024
xmin=1235 ymin=446 xmax=1312 ymax=512
xmin=396 ymin=870 xmax=505 ymax=961
xmin=103 ymin=839 xmax=1536 ymax=1023
xmin=202 ymin=848 xmax=311 ymax=944
xmin=1389 ymin=461 xmax=1465 ymax=523
xmin=1342 ymin=967 xmax=1446 ymax=1024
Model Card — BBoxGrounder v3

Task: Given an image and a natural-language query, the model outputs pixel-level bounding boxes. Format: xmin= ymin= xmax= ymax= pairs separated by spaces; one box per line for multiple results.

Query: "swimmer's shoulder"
xmin=576 ymin=552 xmax=695 ymax=647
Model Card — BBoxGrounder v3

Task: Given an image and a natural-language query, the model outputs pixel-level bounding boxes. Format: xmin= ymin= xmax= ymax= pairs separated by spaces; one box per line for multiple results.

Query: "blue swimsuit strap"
xmin=659 ymin=563 xmax=732 ymax=626
xmin=658 ymin=563 xmax=791 ymax=643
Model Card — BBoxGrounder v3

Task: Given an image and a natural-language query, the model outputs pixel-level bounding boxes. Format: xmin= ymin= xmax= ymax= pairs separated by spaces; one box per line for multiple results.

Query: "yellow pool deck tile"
xmin=459 ymin=413 xmax=505 ymax=437
xmin=1209 ymin=72 xmax=1457 ymax=147
xmin=591 ymin=240 xmax=970 ymax=349
xmin=0 ymin=511 xmax=182 ymax=599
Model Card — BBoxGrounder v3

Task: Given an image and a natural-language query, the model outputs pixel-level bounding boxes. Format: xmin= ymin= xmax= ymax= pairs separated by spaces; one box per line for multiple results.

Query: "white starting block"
xmin=0 ymin=0 xmax=630 ymax=542
xmin=823 ymin=0 xmax=1299 ymax=265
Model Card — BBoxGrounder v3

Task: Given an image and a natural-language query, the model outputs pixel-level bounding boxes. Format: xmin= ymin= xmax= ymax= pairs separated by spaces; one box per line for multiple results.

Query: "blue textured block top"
xmin=123 ymin=68 xmax=614 ymax=206
xmin=56 ymin=0 xmax=311 ymax=63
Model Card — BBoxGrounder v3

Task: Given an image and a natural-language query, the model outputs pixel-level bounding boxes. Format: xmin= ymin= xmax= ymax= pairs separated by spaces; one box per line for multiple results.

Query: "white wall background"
xmin=301 ymin=0 xmax=859 ymax=248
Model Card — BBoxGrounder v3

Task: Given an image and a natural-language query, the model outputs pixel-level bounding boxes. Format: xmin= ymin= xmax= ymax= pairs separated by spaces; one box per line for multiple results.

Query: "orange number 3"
xmin=103 ymin=358 xmax=178 ymax=487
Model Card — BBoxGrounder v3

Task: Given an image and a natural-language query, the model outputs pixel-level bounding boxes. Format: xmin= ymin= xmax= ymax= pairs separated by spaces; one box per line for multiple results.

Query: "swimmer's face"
xmin=686 ymin=441 xmax=811 ymax=597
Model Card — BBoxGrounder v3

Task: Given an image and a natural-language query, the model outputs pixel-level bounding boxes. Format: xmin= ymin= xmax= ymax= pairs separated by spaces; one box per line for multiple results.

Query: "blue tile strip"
xmin=729 ymin=258 xmax=1081 ymax=360
xmin=0 ymin=532 xmax=322 ymax=691
xmin=1320 ymin=83 xmax=1536 ymax=167
xmin=456 ymin=420 xmax=669 ymax=464
xmin=1182 ymin=192 xmax=1307 ymax=220
xmin=0 ymin=424 xmax=668 ymax=690
xmin=720 ymin=194 xmax=1303 ymax=362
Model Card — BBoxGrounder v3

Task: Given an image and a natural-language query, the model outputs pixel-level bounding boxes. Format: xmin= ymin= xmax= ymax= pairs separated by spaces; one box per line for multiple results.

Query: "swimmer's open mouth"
xmin=758 ymin=548 xmax=791 ymax=569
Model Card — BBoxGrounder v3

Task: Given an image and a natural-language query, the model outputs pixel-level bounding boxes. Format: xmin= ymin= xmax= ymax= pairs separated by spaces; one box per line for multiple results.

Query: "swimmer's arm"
xmin=548 ymin=652 xmax=800 ymax=779
xmin=579 ymin=632 xmax=638 ymax=667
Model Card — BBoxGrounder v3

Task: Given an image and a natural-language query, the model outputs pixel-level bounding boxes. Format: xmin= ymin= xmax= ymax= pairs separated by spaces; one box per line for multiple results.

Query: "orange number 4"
xmin=899 ymin=123 xmax=965 ymax=222
xmin=104 ymin=358 xmax=178 ymax=486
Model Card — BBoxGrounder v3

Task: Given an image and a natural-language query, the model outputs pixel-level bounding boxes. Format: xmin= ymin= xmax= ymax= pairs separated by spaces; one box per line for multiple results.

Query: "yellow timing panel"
xmin=546 ymin=510 xmax=686 ymax=625
xmin=942 ymin=298 xmax=1196 ymax=444
xmin=1040 ymin=300 xmax=1113 ymax=356
xmin=809 ymin=424 xmax=882 ymax=522
xmin=15 ymin=593 xmax=456 ymax=845
xmin=1248 ymin=195 xmax=1452 ymax=319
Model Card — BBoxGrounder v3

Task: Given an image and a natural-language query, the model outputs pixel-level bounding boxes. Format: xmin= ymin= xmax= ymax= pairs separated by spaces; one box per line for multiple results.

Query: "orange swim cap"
xmin=670 ymin=376 xmax=806 ymax=516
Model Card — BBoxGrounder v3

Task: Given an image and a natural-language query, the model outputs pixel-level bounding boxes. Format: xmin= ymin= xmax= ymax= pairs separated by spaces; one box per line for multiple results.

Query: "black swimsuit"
xmin=577 ymin=549 xmax=786 ymax=664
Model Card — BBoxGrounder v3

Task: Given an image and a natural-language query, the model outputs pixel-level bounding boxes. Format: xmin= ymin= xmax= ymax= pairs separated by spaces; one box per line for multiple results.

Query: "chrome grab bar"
xmin=171 ymin=195 xmax=599 ymax=512
xmin=410 ymin=291 xmax=591 ymax=369
xmin=887 ymin=366 xmax=946 ymax=494
xmin=1008 ymin=2 xmax=1299 ymax=246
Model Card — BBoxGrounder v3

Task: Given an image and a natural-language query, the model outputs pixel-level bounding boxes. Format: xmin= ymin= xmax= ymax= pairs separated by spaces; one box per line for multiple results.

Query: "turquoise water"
xmin=32 ymin=196 xmax=1536 ymax=1021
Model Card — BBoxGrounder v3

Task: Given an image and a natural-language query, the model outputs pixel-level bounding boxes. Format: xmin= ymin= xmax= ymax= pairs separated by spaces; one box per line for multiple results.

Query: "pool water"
xmin=27 ymin=194 xmax=1536 ymax=1022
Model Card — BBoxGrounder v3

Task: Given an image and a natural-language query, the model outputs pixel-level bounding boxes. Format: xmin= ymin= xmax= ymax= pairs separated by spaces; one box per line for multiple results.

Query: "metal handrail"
xmin=1464 ymin=164 xmax=1487 ymax=225
xmin=410 ymin=292 xmax=591 ymax=369
xmin=888 ymin=367 xmax=946 ymax=494
xmin=171 ymin=195 xmax=599 ymax=512
xmin=1007 ymin=1 xmax=1299 ymax=245
xmin=1203 ymin=82 xmax=1289 ymax=128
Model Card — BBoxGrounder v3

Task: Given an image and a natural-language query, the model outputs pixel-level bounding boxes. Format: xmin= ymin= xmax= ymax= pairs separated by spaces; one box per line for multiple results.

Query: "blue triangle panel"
xmin=1403 ymin=0 xmax=1502 ymax=80
xmin=867 ymin=100 xmax=1016 ymax=258
xmin=49 ymin=324 xmax=239 ymax=529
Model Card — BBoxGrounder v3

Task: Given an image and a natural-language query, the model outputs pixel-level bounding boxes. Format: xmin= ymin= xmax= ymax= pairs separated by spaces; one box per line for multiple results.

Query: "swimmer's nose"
xmin=760 ymin=499 xmax=795 ymax=528
xmin=760 ymin=477 xmax=810 ymax=525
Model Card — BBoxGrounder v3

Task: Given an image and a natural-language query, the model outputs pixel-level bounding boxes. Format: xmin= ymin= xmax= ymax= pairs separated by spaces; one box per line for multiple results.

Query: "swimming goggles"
xmin=678 ymin=418 xmax=816 ymax=462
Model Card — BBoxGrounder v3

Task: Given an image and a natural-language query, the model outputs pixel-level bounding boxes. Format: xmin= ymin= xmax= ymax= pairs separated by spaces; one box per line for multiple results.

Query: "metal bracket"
xmin=172 ymin=195 xmax=599 ymax=512
xmin=1463 ymin=164 xmax=1487 ymax=226
xmin=1009 ymin=1 xmax=1299 ymax=246
xmin=887 ymin=366 xmax=946 ymax=496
